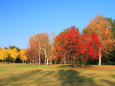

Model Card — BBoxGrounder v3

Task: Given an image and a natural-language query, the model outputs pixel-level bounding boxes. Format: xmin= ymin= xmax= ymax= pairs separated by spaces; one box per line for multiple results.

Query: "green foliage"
xmin=105 ymin=18 xmax=115 ymax=37
xmin=104 ymin=18 xmax=115 ymax=64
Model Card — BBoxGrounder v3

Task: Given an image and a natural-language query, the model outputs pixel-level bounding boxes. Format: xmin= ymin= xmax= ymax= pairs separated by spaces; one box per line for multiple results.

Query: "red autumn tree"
xmin=53 ymin=26 xmax=102 ymax=68
xmin=53 ymin=26 xmax=80 ymax=67
xmin=77 ymin=33 xmax=102 ymax=67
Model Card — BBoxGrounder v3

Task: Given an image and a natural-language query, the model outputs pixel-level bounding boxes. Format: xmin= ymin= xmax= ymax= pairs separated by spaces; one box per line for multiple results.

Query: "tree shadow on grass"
xmin=102 ymin=80 xmax=115 ymax=86
xmin=0 ymin=69 xmax=55 ymax=86
xmin=58 ymin=64 xmax=73 ymax=68
xmin=58 ymin=69 xmax=97 ymax=86
xmin=58 ymin=64 xmax=94 ymax=69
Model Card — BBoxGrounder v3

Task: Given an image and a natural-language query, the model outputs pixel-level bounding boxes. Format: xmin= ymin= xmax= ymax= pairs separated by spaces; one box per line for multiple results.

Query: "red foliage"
xmin=53 ymin=26 xmax=102 ymax=64
xmin=78 ymin=33 xmax=102 ymax=61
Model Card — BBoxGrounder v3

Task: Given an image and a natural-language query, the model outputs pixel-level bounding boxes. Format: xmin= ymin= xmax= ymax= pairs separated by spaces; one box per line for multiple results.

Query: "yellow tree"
xmin=0 ymin=47 xmax=2 ymax=50
xmin=83 ymin=15 xmax=114 ymax=65
xmin=9 ymin=48 xmax=19 ymax=61
xmin=0 ymin=49 xmax=8 ymax=61
xmin=19 ymin=48 xmax=27 ymax=63
xmin=0 ymin=47 xmax=2 ymax=60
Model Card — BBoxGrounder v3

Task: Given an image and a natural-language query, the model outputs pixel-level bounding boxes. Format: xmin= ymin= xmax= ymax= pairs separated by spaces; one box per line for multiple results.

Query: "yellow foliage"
xmin=19 ymin=48 xmax=27 ymax=61
xmin=0 ymin=47 xmax=2 ymax=50
xmin=8 ymin=48 xmax=19 ymax=60
xmin=0 ymin=49 xmax=8 ymax=60
xmin=83 ymin=15 xmax=114 ymax=54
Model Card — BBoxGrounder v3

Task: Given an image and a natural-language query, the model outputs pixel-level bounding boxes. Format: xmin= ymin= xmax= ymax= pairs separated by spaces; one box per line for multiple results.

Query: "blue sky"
xmin=0 ymin=0 xmax=115 ymax=48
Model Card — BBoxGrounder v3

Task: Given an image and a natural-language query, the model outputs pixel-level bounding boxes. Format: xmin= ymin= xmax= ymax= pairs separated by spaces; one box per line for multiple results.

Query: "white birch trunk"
xmin=47 ymin=58 xmax=48 ymax=65
xmin=98 ymin=47 xmax=101 ymax=66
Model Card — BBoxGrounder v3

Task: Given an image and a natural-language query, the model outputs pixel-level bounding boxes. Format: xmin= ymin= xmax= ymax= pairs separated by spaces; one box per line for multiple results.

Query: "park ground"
xmin=0 ymin=63 xmax=115 ymax=86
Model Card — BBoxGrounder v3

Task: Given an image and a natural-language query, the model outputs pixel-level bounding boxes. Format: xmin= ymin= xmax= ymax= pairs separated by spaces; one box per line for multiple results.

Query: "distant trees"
xmin=0 ymin=46 xmax=27 ymax=63
xmin=0 ymin=48 xmax=8 ymax=61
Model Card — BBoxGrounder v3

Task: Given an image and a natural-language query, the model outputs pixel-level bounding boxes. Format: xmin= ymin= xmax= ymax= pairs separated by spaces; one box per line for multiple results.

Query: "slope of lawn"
xmin=0 ymin=63 xmax=115 ymax=86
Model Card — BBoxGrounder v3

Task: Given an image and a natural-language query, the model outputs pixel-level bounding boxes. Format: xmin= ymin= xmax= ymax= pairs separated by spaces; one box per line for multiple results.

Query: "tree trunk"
xmin=64 ymin=52 xmax=66 ymax=64
xmin=39 ymin=56 xmax=41 ymax=65
xmin=73 ymin=60 xmax=76 ymax=68
xmin=47 ymin=58 xmax=48 ymax=65
xmin=64 ymin=57 xmax=66 ymax=64
xmin=44 ymin=55 xmax=46 ymax=65
xmin=81 ymin=60 xmax=86 ymax=68
xmin=73 ymin=54 xmax=76 ymax=68
xmin=68 ymin=53 xmax=69 ymax=63
xmin=38 ymin=42 xmax=41 ymax=65
xmin=55 ymin=60 xmax=56 ymax=64
xmin=50 ymin=57 xmax=52 ymax=65
xmin=98 ymin=47 xmax=101 ymax=66
xmin=39 ymin=51 xmax=41 ymax=65
xmin=44 ymin=50 xmax=47 ymax=65
xmin=71 ymin=57 xmax=72 ymax=64
xmin=33 ymin=60 xmax=34 ymax=63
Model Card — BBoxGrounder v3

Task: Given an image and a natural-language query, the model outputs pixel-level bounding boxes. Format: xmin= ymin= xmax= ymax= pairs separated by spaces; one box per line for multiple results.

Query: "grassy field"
xmin=0 ymin=63 xmax=115 ymax=86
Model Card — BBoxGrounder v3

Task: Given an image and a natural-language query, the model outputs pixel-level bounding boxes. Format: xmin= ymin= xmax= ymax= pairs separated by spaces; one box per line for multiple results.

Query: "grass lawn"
xmin=0 ymin=63 xmax=115 ymax=86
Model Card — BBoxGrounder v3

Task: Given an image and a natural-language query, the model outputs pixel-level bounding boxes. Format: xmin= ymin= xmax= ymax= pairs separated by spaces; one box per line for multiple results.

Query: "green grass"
xmin=0 ymin=63 xmax=115 ymax=86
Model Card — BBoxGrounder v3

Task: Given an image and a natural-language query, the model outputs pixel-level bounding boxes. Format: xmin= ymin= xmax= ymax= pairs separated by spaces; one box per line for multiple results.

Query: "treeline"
xmin=0 ymin=46 xmax=26 ymax=63
xmin=0 ymin=15 xmax=115 ymax=67
xmin=26 ymin=15 xmax=114 ymax=67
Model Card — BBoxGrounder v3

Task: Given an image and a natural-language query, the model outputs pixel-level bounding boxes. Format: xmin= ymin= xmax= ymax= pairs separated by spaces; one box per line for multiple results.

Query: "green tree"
xmin=105 ymin=18 xmax=115 ymax=37
xmin=104 ymin=18 xmax=115 ymax=64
